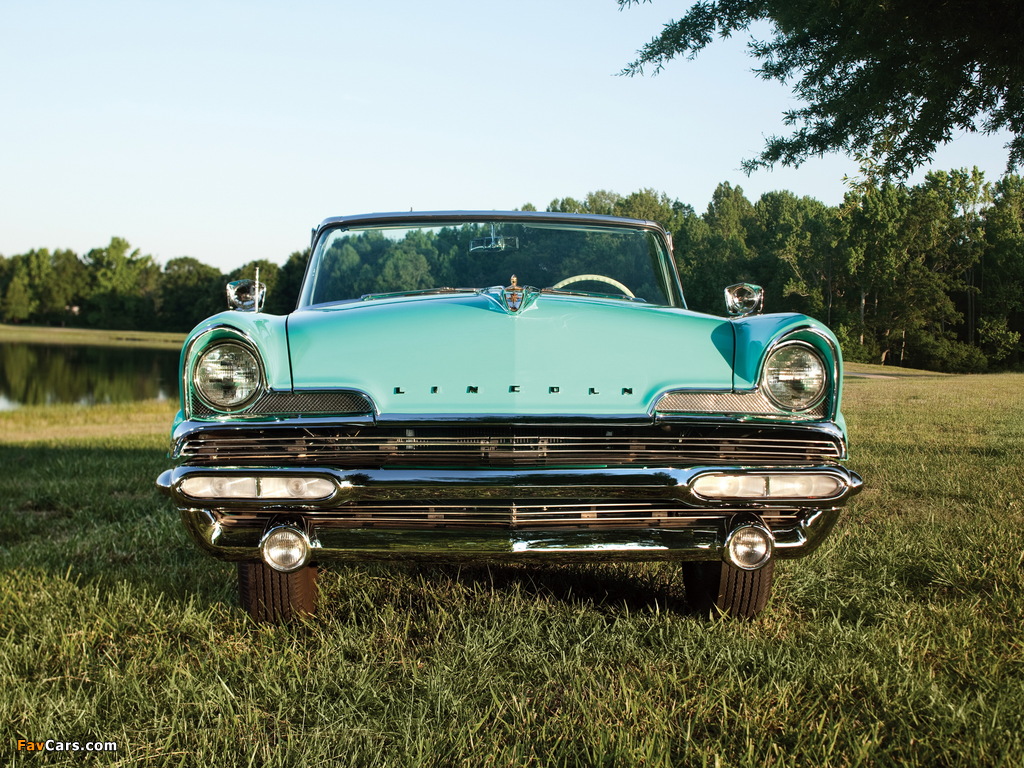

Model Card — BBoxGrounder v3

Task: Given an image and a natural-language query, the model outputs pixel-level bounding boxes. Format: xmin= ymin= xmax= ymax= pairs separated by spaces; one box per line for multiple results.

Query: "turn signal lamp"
xmin=692 ymin=473 xmax=843 ymax=500
xmin=179 ymin=475 xmax=335 ymax=501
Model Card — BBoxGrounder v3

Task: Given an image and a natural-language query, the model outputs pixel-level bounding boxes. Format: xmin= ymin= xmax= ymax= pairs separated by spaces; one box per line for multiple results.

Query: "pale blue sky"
xmin=1 ymin=0 xmax=1012 ymax=271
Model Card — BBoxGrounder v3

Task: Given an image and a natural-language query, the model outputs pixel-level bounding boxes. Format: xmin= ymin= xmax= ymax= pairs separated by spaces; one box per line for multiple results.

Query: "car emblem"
xmin=503 ymin=275 xmax=524 ymax=312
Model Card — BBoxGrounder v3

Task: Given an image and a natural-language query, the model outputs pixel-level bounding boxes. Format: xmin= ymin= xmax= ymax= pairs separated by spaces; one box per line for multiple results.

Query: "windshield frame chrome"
xmin=299 ymin=211 xmax=685 ymax=310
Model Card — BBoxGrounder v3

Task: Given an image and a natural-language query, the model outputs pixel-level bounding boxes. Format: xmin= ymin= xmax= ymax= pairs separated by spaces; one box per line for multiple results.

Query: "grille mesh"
xmin=191 ymin=390 xmax=373 ymax=419
xmin=656 ymin=390 xmax=827 ymax=420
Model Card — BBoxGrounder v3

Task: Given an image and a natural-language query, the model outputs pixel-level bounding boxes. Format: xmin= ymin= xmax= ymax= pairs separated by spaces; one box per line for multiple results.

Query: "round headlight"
xmin=193 ymin=342 xmax=262 ymax=409
xmin=762 ymin=343 xmax=827 ymax=411
xmin=261 ymin=527 xmax=311 ymax=572
xmin=724 ymin=524 xmax=774 ymax=570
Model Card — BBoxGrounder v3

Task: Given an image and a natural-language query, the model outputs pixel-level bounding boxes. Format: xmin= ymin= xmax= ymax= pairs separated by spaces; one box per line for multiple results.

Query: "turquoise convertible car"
xmin=157 ymin=211 xmax=862 ymax=621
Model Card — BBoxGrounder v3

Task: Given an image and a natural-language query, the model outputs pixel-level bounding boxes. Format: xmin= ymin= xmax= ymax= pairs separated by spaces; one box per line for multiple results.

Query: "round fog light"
xmin=724 ymin=524 xmax=774 ymax=570
xmin=261 ymin=527 xmax=311 ymax=573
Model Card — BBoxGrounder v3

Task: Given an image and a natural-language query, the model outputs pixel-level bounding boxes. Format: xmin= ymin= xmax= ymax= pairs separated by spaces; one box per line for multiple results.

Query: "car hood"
xmin=285 ymin=292 xmax=735 ymax=417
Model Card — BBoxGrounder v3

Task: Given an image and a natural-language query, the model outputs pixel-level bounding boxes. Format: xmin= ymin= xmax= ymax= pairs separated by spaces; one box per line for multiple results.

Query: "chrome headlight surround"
xmin=761 ymin=340 xmax=828 ymax=412
xmin=191 ymin=339 xmax=264 ymax=412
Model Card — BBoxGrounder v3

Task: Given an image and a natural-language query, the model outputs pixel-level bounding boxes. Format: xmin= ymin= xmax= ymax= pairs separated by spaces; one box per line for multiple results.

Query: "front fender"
xmin=730 ymin=313 xmax=843 ymax=419
xmin=178 ymin=312 xmax=292 ymax=412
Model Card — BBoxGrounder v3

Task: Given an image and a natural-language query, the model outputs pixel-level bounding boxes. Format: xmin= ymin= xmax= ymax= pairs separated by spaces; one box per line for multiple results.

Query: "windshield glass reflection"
xmin=303 ymin=219 xmax=680 ymax=307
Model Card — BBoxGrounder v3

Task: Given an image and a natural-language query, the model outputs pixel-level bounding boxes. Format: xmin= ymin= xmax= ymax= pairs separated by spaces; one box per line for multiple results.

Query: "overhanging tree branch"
xmin=619 ymin=0 xmax=1024 ymax=177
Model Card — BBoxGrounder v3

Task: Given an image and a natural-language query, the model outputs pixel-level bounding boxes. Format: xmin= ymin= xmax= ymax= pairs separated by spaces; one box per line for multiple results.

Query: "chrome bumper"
xmin=174 ymin=505 xmax=841 ymax=564
xmin=157 ymin=465 xmax=860 ymax=564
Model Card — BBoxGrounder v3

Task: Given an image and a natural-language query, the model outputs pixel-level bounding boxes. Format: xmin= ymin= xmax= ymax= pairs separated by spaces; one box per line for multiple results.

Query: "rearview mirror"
xmin=724 ymin=283 xmax=763 ymax=317
xmin=226 ymin=279 xmax=266 ymax=312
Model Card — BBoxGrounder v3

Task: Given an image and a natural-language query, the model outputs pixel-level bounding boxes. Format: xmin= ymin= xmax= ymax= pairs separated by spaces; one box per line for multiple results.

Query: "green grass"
xmin=0 ymin=324 xmax=185 ymax=349
xmin=2 ymin=379 xmax=1023 ymax=767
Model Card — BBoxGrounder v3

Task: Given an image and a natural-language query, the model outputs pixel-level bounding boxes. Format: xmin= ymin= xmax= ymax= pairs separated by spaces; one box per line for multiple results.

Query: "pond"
xmin=0 ymin=342 xmax=180 ymax=410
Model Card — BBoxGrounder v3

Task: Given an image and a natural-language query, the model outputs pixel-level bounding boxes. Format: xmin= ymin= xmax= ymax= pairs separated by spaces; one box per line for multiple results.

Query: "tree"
xmin=265 ymin=250 xmax=309 ymax=314
xmin=39 ymin=249 xmax=88 ymax=324
xmin=981 ymin=175 xmax=1024 ymax=365
xmin=834 ymin=181 xmax=909 ymax=360
xmin=831 ymin=170 xmax=992 ymax=370
xmin=750 ymin=191 xmax=836 ymax=321
xmin=547 ymin=191 xmax=622 ymax=216
xmin=159 ymin=256 xmax=225 ymax=331
xmin=82 ymin=238 xmax=162 ymax=330
xmin=678 ymin=182 xmax=759 ymax=313
xmin=1 ymin=268 xmax=36 ymax=323
xmin=904 ymin=169 xmax=991 ymax=346
xmin=616 ymin=188 xmax=687 ymax=231
xmin=619 ymin=0 xmax=1024 ymax=177
xmin=229 ymin=260 xmax=281 ymax=310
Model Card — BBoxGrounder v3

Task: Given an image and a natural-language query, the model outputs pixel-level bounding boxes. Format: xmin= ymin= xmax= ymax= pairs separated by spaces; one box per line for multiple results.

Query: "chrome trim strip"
xmin=374 ymin=413 xmax=656 ymax=425
xmin=316 ymin=210 xmax=668 ymax=237
xmin=172 ymin=416 xmax=376 ymax=442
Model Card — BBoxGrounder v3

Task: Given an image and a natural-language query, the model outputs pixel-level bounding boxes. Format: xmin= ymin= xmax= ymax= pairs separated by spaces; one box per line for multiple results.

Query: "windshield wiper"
xmin=360 ymin=287 xmax=481 ymax=301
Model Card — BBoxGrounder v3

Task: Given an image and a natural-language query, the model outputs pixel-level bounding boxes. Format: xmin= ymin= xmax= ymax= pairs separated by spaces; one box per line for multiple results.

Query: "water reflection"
xmin=0 ymin=342 xmax=179 ymax=409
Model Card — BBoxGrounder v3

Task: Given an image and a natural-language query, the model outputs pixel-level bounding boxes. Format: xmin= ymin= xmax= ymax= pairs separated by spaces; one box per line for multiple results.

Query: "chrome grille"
xmin=254 ymin=502 xmax=803 ymax=530
xmin=177 ymin=424 xmax=843 ymax=467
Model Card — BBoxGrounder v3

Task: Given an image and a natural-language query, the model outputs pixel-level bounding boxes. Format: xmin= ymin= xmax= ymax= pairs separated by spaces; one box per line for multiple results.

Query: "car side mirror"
xmin=226 ymin=279 xmax=266 ymax=312
xmin=724 ymin=283 xmax=764 ymax=317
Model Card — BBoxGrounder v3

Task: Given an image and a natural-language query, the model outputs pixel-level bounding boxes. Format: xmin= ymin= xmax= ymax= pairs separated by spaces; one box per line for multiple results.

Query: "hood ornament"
xmin=503 ymin=275 xmax=525 ymax=312
xmin=493 ymin=275 xmax=537 ymax=314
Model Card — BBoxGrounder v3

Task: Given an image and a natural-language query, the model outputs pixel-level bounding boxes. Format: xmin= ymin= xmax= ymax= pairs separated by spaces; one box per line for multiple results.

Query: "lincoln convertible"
xmin=157 ymin=211 xmax=862 ymax=621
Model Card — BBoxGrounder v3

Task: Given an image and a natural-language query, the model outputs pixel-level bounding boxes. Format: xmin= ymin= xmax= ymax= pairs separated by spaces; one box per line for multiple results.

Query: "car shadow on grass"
xmin=351 ymin=561 xmax=694 ymax=618
xmin=0 ymin=443 xmax=238 ymax=614
xmin=1 ymin=441 xmax=702 ymax=624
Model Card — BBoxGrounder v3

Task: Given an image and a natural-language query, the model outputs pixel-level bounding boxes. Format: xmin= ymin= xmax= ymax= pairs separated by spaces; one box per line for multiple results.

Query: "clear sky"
xmin=1 ymin=0 xmax=1013 ymax=272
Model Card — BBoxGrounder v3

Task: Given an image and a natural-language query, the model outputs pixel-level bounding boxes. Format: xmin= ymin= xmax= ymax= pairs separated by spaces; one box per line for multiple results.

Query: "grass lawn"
xmin=1 ymin=376 xmax=1022 ymax=767
xmin=0 ymin=324 xmax=185 ymax=350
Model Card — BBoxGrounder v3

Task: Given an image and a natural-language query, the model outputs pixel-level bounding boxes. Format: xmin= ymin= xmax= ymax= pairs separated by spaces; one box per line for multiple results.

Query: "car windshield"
xmin=299 ymin=218 xmax=682 ymax=308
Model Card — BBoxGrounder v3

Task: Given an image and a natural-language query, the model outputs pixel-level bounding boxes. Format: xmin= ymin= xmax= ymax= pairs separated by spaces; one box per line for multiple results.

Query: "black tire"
xmin=237 ymin=562 xmax=318 ymax=623
xmin=681 ymin=559 xmax=774 ymax=620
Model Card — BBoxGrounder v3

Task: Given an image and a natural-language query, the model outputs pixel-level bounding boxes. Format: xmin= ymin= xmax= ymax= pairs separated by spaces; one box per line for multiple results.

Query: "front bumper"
xmin=157 ymin=465 xmax=861 ymax=564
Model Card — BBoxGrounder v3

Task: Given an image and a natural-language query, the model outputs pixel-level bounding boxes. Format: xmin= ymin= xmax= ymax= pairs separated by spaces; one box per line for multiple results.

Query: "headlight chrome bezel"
xmin=761 ymin=340 xmax=829 ymax=413
xmin=191 ymin=338 xmax=265 ymax=413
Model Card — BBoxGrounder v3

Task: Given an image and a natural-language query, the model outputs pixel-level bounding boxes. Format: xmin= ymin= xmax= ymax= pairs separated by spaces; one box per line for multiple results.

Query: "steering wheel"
xmin=551 ymin=274 xmax=635 ymax=298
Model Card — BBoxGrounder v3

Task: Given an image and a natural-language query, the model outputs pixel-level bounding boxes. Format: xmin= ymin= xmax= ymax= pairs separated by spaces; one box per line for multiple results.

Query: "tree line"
xmin=545 ymin=174 xmax=1024 ymax=372
xmin=2 ymin=170 xmax=1022 ymax=372
xmin=0 ymin=242 xmax=309 ymax=335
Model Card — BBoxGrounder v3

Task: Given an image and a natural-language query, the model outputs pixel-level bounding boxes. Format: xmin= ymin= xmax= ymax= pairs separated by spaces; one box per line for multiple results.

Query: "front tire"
xmin=238 ymin=562 xmax=318 ymax=623
xmin=681 ymin=559 xmax=774 ymax=619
